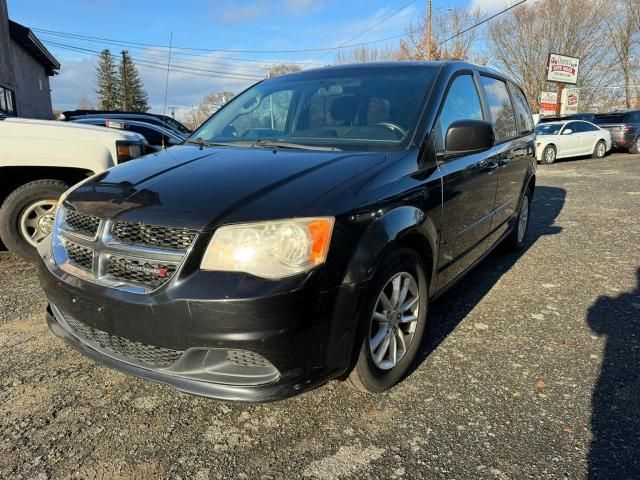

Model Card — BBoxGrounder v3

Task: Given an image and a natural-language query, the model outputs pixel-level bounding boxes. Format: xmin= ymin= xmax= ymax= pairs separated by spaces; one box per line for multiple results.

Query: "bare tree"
xmin=334 ymin=45 xmax=399 ymax=64
xmin=77 ymin=96 xmax=94 ymax=110
xmin=267 ymin=64 xmax=301 ymax=77
xmin=488 ymin=0 xmax=620 ymax=112
xmin=180 ymin=91 xmax=236 ymax=130
xmin=398 ymin=7 xmax=486 ymax=64
xmin=603 ymin=0 xmax=640 ymax=108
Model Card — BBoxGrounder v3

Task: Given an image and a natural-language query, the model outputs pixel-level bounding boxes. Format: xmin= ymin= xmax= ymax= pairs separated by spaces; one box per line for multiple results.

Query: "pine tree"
xmin=119 ymin=51 xmax=149 ymax=112
xmin=95 ymin=49 xmax=120 ymax=110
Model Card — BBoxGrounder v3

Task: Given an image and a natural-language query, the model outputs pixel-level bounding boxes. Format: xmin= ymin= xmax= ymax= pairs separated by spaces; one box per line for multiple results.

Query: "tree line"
xmin=333 ymin=0 xmax=639 ymax=112
xmin=94 ymin=49 xmax=149 ymax=112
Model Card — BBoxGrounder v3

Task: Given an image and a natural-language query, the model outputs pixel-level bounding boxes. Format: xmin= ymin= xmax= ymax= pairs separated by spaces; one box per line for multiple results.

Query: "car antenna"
xmin=161 ymin=32 xmax=173 ymax=151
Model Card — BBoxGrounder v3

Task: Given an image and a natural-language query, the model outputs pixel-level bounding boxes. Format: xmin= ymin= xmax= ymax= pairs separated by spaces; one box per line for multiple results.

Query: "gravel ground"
xmin=0 ymin=153 xmax=639 ymax=480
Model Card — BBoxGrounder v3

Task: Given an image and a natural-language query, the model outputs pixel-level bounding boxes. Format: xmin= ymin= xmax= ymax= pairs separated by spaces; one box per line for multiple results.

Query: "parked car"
xmin=534 ymin=120 xmax=611 ymax=164
xmin=38 ymin=61 xmax=536 ymax=402
xmin=0 ymin=117 xmax=146 ymax=261
xmin=593 ymin=110 xmax=640 ymax=153
xmin=71 ymin=117 xmax=185 ymax=150
xmin=60 ymin=110 xmax=191 ymax=136
xmin=538 ymin=113 xmax=597 ymax=124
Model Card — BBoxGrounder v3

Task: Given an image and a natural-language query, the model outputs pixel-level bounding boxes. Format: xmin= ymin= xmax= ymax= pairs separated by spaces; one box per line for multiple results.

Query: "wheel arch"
xmin=0 ymin=166 xmax=95 ymax=207
xmin=342 ymin=205 xmax=439 ymax=293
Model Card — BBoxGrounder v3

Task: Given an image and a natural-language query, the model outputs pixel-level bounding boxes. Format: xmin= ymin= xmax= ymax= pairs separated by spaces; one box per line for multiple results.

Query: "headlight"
xmin=201 ymin=217 xmax=334 ymax=279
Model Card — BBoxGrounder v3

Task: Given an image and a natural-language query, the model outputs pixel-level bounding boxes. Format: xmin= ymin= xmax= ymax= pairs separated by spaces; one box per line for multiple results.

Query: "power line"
xmin=43 ymin=41 xmax=265 ymax=81
xmin=36 ymin=30 xmax=317 ymax=67
xmin=32 ymin=26 xmax=407 ymax=55
xmin=311 ymin=0 xmax=418 ymax=63
xmin=42 ymin=37 xmax=268 ymax=76
xmin=440 ymin=0 xmax=528 ymax=45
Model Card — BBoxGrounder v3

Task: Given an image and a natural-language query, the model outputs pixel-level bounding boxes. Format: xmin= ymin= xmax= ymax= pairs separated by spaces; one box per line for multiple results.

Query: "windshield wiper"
xmin=249 ymin=140 xmax=341 ymax=151
xmin=184 ymin=138 xmax=240 ymax=148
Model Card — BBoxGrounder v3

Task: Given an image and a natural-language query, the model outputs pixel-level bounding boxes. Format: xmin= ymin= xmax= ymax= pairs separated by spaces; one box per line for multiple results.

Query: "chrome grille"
xmin=65 ymin=315 xmax=184 ymax=368
xmin=54 ymin=207 xmax=194 ymax=293
xmin=64 ymin=240 xmax=93 ymax=271
xmin=111 ymin=221 xmax=196 ymax=250
xmin=64 ymin=211 xmax=100 ymax=238
xmin=106 ymin=256 xmax=178 ymax=289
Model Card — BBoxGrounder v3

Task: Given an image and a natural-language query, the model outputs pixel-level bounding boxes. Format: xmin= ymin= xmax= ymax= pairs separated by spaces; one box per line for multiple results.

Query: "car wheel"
xmin=628 ymin=137 xmax=640 ymax=154
xmin=347 ymin=248 xmax=428 ymax=393
xmin=592 ymin=140 xmax=607 ymax=159
xmin=505 ymin=188 xmax=531 ymax=251
xmin=0 ymin=180 xmax=67 ymax=263
xmin=541 ymin=145 xmax=556 ymax=164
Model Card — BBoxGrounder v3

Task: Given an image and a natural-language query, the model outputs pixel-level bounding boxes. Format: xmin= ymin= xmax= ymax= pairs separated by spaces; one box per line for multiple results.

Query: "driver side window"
xmin=436 ymin=75 xmax=484 ymax=149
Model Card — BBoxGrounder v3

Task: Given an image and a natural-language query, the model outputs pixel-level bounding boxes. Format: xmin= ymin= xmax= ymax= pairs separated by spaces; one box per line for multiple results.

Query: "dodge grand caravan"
xmin=38 ymin=62 xmax=536 ymax=402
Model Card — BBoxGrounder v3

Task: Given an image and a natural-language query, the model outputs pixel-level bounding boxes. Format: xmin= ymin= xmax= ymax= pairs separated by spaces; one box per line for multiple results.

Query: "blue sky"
xmin=7 ymin=0 xmax=510 ymax=114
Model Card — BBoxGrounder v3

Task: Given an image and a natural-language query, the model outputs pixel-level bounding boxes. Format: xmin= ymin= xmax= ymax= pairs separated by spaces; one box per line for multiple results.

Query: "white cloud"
xmin=50 ymin=50 xmax=262 ymax=113
xmin=470 ymin=0 xmax=540 ymax=13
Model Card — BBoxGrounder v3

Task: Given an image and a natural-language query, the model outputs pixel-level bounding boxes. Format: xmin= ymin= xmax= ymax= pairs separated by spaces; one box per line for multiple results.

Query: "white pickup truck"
xmin=0 ymin=116 xmax=147 ymax=262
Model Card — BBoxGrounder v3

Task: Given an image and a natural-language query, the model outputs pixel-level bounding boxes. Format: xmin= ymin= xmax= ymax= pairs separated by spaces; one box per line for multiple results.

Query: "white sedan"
xmin=535 ymin=120 xmax=612 ymax=164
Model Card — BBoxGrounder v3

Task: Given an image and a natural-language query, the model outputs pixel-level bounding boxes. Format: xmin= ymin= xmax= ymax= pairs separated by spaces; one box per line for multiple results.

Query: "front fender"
xmin=342 ymin=206 xmax=439 ymax=289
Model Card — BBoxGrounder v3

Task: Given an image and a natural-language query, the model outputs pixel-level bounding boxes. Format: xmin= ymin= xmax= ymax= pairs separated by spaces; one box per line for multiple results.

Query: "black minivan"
xmin=39 ymin=61 xmax=536 ymax=402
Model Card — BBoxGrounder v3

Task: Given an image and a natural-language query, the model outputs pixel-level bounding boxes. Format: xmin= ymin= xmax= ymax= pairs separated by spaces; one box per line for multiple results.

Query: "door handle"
xmin=478 ymin=159 xmax=498 ymax=171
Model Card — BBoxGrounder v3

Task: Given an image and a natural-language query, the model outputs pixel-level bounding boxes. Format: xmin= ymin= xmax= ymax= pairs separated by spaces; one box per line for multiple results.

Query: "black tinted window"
xmin=508 ymin=83 xmax=534 ymax=134
xmin=594 ymin=113 xmax=625 ymax=124
xmin=625 ymin=112 xmax=640 ymax=123
xmin=480 ymin=76 xmax=517 ymax=142
xmin=129 ymin=125 xmax=163 ymax=145
xmin=580 ymin=122 xmax=598 ymax=132
xmin=564 ymin=122 xmax=579 ymax=133
xmin=438 ymin=75 xmax=483 ymax=140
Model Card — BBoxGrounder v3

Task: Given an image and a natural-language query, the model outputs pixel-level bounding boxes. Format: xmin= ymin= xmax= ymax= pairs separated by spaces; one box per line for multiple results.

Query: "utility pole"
xmin=121 ymin=50 xmax=127 ymax=111
xmin=426 ymin=0 xmax=432 ymax=61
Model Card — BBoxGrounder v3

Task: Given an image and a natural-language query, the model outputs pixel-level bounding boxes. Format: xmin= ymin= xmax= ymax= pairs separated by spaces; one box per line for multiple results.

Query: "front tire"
xmin=0 ymin=180 xmax=67 ymax=263
xmin=347 ymin=248 xmax=428 ymax=393
xmin=541 ymin=145 xmax=557 ymax=164
xmin=592 ymin=140 xmax=607 ymax=159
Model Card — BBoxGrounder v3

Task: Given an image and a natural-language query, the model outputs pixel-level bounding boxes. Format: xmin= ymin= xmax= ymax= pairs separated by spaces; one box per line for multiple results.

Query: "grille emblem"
xmin=124 ymin=264 xmax=168 ymax=277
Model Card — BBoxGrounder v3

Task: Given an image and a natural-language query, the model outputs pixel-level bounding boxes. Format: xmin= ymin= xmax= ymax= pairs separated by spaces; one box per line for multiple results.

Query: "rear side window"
xmin=563 ymin=122 xmax=579 ymax=133
xmin=625 ymin=111 xmax=640 ymax=123
xmin=508 ymin=83 xmax=534 ymax=134
xmin=581 ymin=122 xmax=598 ymax=132
xmin=594 ymin=113 xmax=625 ymax=124
xmin=480 ymin=76 xmax=517 ymax=142
xmin=438 ymin=74 xmax=484 ymax=138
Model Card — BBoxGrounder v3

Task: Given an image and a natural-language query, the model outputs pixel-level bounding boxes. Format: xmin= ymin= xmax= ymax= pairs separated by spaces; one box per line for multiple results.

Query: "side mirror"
xmin=445 ymin=120 xmax=495 ymax=158
xmin=562 ymin=128 xmax=573 ymax=135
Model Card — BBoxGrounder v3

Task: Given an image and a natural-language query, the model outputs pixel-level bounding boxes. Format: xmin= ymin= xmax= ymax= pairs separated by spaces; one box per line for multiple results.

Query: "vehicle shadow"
xmin=586 ymin=268 xmax=640 ymax=480
xmin=411 ymin=185 xmax=566 ymax=370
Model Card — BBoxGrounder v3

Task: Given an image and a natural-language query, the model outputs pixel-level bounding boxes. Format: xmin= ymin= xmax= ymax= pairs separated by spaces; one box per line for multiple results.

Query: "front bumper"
xmin=39 ymin=243 xmax=365 ymax=402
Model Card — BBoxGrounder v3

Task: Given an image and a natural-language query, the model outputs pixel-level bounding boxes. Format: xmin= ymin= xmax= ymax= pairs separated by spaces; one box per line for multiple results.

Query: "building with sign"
xmin=0 ymin=0 xmax=60 ymax=119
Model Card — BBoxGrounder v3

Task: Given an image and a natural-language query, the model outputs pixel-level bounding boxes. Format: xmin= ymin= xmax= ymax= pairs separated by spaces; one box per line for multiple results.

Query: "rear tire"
xmin=347 ymin=248 xmax=428 ymax=393
xmin=505 ymin=188 xmax=531 ymax=251
xmin=628 ymin=137 xmax=640 ymax=154
xmin=541 ymin=145 xmax=556 ymax=164
xmin=0 ymin=180 xmax=67 ymax=263
xmin=592 ymin=140 xmax=607 ymax=159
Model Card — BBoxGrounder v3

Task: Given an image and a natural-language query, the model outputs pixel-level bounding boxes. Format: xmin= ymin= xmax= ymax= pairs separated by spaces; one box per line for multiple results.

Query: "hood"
xmin=65 ymin=145 xmax=386 ymax=230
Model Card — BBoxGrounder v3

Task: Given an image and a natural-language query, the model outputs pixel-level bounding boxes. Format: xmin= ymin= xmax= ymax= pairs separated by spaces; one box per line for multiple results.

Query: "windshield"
xmin=189 ymin=66 xmax=438 ymax=151
xmin=535 ymin=123 xmax=563 ymax=135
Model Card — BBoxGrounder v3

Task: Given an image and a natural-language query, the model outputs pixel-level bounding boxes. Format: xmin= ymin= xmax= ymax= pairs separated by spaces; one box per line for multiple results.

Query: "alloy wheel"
xmin=596 ymin=142 xmax=606 ymax=158
xmin=19 ymin=199 xmax=58 ymax=247
xmin=369 ymin=272 xmax=420 ymax=370
xmin=545 ymin=147 xmax=555 ymax=163
xmin=517 ymin=194 xmax=530 ymax=243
